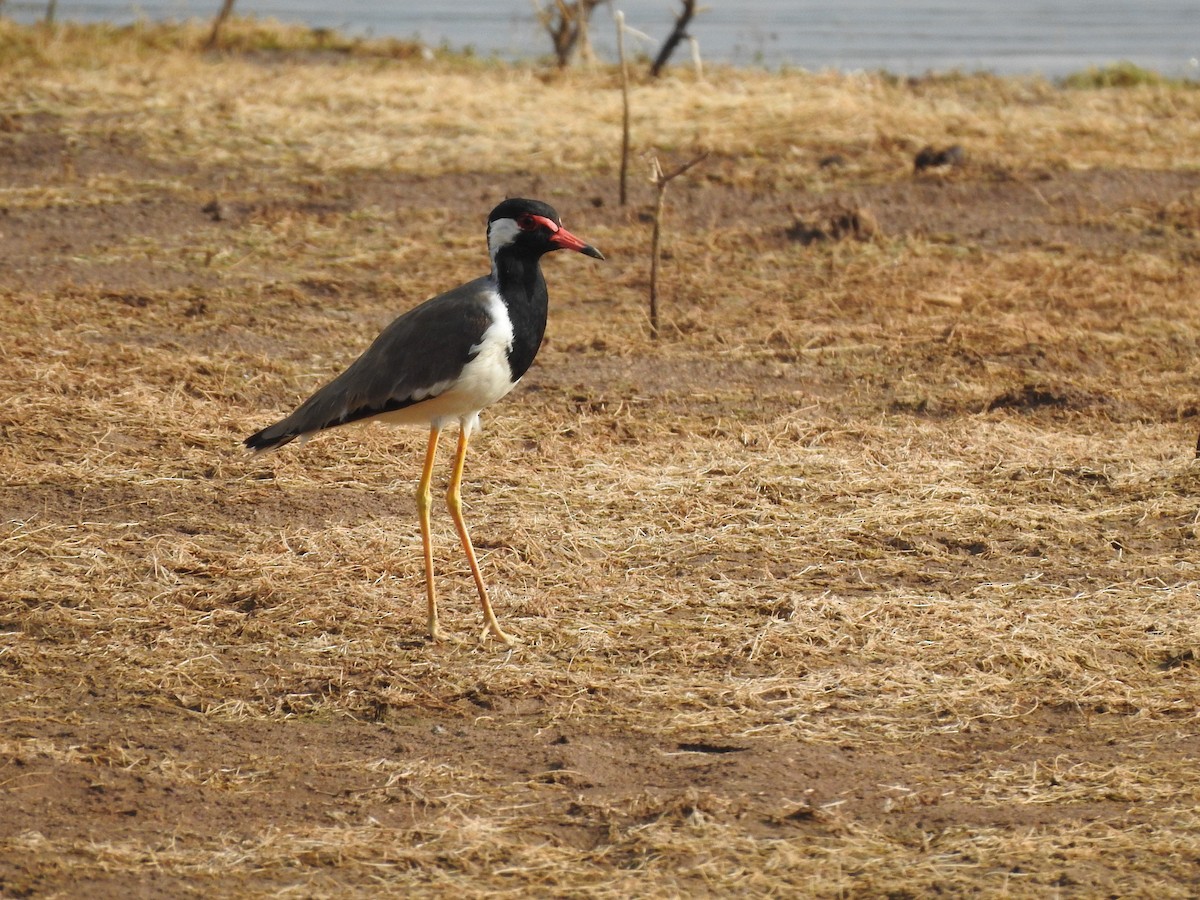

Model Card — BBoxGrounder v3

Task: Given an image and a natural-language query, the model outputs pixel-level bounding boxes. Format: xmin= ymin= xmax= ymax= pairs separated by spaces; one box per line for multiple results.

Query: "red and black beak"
xmin=549 ymin=225 xmax=605 ymax=260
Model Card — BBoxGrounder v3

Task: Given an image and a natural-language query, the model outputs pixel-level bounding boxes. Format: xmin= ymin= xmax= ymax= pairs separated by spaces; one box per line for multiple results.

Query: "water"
xmin=5 ymin=0 xmax=1198 ymax=78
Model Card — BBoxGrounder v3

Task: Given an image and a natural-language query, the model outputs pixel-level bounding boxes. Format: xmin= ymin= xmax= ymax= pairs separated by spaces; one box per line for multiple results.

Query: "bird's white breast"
xmin=376 ymin=286 xmax=517 ymax=435
xmin=458 ymin=287 xmax=517 ymax=406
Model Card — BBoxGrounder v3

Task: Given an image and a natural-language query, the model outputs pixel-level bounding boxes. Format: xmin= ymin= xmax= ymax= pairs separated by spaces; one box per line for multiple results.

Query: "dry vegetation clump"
xmin=2 ymin=22 xmax=1200 ymax=898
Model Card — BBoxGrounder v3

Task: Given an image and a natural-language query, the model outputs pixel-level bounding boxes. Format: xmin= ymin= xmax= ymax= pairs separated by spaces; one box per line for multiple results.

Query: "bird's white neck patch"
xmin=487 ymin=217 xmax=520 ymax=270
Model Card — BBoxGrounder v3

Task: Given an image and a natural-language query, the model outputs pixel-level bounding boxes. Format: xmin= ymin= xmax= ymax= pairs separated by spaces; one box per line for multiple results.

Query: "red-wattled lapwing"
xmin=244 ymin=198 xmax=604 ymax=645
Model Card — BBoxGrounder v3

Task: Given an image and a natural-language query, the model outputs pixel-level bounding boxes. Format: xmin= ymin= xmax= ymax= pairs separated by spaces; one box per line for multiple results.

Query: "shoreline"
xmin=1 ymin=13 xmax=1198 ymax=82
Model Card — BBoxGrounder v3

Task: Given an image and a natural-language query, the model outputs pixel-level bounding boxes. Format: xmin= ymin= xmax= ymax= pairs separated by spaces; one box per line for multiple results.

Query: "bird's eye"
xmin=516 ymin=214 xmax=536 ymax=231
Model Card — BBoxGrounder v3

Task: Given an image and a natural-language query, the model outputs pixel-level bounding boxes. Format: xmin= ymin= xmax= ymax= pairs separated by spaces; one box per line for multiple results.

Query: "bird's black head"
xmin=487 ymin=198 xmax=604 ymax=265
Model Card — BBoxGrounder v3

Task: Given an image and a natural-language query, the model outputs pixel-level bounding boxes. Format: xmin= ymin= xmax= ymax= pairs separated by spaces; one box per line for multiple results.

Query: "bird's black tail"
xmin=243 ymin=422 xmax=300 ymax=453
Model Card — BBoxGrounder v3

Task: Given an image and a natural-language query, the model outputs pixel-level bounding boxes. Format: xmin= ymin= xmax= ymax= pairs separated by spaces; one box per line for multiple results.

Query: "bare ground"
xmin=2 ymin=34 xmax=1200 ymax=898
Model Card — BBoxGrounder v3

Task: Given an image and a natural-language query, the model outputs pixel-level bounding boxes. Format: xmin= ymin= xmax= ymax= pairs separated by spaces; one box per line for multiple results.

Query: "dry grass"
xmin=2 ymin=20 xmax=1200 ymax=898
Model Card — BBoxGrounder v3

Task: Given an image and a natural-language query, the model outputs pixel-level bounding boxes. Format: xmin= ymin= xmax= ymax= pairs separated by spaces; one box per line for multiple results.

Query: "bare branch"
xmin=647 ymin=151 xmax=707 ymax=339
xmin=205 ymin=0 xmax=237 ymax=51
xmin=615 ymin=10 xmax=631 ymax=205
xmin=532 ymin=0 xmax=606 ymax=68
xmin=658 ymin=152 xmax=708 ymax=183
xmin=650 ymin=0 xmax=698 ymax=78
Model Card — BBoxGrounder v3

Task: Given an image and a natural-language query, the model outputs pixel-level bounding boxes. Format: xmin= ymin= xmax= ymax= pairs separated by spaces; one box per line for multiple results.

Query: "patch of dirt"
xmin=4 ymin=115 xmax=1198 ymax=295
xmin=3 ymin=698 xmax=1185 ymax=855
xmin=823 ymin=167 xmax=1200 ymax=252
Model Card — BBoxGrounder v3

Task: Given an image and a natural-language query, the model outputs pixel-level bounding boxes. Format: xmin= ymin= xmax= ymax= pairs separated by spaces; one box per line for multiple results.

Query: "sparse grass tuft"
xmin=0 ymin=17 xmax=432 ymax=69
xmin=1062 ymin=60 xmax=1186 ymax=89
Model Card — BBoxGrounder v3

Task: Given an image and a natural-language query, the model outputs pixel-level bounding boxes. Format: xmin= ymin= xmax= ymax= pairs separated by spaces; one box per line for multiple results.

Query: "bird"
xmin=244 ymin=198 xmax=604 ymax=645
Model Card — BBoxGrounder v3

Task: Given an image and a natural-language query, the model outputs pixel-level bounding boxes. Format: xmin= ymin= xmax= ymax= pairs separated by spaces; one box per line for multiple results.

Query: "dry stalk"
xmin=532 ymin=0 xmax=605 ymax=68
xmin=615 ymin=10 xmax=632 ymax=205
xmin=648 ymin=151 xmax=707 ymax=339
xmin=205 ymin=0 xmax=237 ymax=51
xmin=650 ymin=0 xmax=699 ymax=78
xmin=688 ymin=35 xmax=703 ymax=79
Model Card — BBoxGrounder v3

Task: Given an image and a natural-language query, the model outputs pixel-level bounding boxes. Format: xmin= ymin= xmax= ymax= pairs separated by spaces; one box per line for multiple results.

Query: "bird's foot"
xmin=481 ymin=620 xmax=520 ymax=647
xmin=429 ymin=624 xmax=465 ymax=646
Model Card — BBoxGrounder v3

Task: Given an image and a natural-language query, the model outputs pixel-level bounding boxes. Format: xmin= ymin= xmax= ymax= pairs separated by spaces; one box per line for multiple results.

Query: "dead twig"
xmin=205 ymin=0 xmax=237 ymax=51
xmin=615 ymin=10 xmax=632 ymax=205
xmin=648 ymin=151 xmax=707 ymax=339
xmin=650 ymin=0 xmax=699 ymax=78
xmin=533 ymin=0 xmax=606 ymax=68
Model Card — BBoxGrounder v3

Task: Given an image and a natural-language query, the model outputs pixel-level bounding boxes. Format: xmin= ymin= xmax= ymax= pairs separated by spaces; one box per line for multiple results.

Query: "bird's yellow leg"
xmin=417 ymin=426 xmax=446 ymax=642
xmin=446 ymin=427 xmax=518 ymax=646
